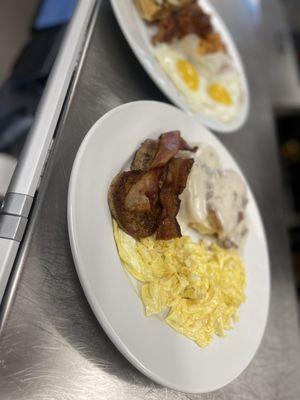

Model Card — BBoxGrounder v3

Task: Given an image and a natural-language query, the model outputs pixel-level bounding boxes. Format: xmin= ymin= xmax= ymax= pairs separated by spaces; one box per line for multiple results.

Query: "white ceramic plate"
xmin=110 ymin=0 xmax=250 ymax=133
xmin=68 ymin=101 xmax=269 ymax=393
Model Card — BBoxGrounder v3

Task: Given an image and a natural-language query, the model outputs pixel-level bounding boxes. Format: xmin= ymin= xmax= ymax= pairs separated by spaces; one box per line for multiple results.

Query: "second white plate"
xmin=110 ymin=0 xmax=250 ymax=133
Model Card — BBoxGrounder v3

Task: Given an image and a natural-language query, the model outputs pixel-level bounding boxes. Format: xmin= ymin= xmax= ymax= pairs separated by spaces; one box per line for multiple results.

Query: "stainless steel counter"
xmin=1 ymin=1 xmax=300 ymax=399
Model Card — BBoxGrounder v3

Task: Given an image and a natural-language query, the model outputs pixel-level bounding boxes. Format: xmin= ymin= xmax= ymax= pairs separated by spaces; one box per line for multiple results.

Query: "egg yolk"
xmin=176 ymin=59 xmax=200 ymax=91
xmin=208 ymin=83 xmax=232 ymax=105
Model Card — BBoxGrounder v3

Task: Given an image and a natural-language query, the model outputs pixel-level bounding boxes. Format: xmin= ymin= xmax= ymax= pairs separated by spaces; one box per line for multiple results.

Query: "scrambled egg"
xmin=113 ymin=220 xmax=246 ymax=347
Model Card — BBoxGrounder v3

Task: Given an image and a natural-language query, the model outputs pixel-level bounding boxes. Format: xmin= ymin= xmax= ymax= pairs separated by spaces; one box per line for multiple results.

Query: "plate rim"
xmin=67 ymin=101 xmax=270 ymax=393
xmin=109 ymin=0 xmax=250 ymax=133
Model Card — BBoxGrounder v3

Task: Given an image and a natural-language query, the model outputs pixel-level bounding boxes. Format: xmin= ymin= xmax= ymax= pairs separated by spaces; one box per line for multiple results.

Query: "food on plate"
xmin=151 ymin=3 xmax=213 ymax=45
xmin=113 ymin=220 xmax=246 ymax=347
xmin=131 ymin=130 xmax=197 ymax=170
xmin=154 ymin=35 xmax=242 ymax=122
xmin=108 ymin=169 xmax=162 ymax=238
xmin=178 ymin=144 xmax=248 ymax=249
xmin=156 ymin=157 xmax=194 ymax=240
xmin=131 ymin=139 xmax=158 ymax=171
xmin=108 ymin=131 xmax=197 ymax=240
xmin=108 ymin=131 xmax=248 ymax=247
xmin=134 ymin=0 xmax=194 ymax=22
xmin=108 ymin=131 xmax=248 ymax=347
xmin=198 ymin=32 xmax=226 ymax=55
xmin=134 ymin=1 xmax=244 ymax=122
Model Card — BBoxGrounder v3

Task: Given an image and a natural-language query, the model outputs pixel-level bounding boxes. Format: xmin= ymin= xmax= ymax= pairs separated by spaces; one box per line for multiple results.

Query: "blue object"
xmin=34 ymin=0 xmax=77 ymax=29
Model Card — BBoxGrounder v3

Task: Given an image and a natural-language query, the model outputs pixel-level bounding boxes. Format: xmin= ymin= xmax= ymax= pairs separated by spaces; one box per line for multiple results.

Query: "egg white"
xmin=154 ymin=44 xmax=207 ymax=112
xmin=154 ymin=35 xmax=243 ymax=122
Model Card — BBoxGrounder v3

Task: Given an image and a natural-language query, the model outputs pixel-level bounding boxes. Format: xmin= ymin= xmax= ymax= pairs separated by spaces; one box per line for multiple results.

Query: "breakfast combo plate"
xmin=68 ymin=101 xmax=270 ymax=393
xmin=110 ymin=0 xmax=250 ymax=133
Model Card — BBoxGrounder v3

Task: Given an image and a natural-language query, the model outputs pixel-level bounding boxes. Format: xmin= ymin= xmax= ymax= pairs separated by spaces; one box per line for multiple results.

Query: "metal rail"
xmin=0 ymin=0 xmax=96 ymax=305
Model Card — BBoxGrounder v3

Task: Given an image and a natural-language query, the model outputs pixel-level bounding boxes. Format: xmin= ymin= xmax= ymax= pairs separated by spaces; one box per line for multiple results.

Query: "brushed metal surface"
xmin=0 ymin=1 xmax=300 ymax=399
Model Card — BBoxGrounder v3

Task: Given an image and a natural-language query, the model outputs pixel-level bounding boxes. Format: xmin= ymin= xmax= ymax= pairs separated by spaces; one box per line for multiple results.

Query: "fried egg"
xmin=113 ymin=220 xmax=246 ymax=347
xmin=204 ymin=70 xmax=242 ymax=122
xmin=154 ymin=44 xmax=206 ymax=112
xmin=154 ymin=34 xmax=243 ymax=122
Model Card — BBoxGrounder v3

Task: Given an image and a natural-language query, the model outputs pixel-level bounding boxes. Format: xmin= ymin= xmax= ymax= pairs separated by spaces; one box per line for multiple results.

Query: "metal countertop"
xmin=1 ymin=1 xmax=300 ymax=399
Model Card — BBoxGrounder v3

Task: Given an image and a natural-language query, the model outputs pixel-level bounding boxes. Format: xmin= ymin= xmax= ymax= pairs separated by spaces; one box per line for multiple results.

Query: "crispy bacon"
xmin=125 ymin=169 xmax=160 ymax=213
xmin=131 ymin=139 xmax=158 ymax=171
xmin=108 ymin=131 xmax=195 ymax=240
xmin=156 ymin=186 xmax=181 ymax=240
xmin=131 ymin=131 xmax=197 ymax=172
xmin=163 ymin=157 xmax=195 ymax=194
xmin=108 ymin=171 xmax=161 ymax=239
xmin=152 ymin=15 xmax=177 ymax=44
xmin=149 ymin=131 xmax=197 ymax=169
xmin=152 ymin=3 xmax=213 ymax=45
xmin=156 ymin=214 xmax=181 ymax=240
xmin=156 ymin=158 xmax=194 ymax=240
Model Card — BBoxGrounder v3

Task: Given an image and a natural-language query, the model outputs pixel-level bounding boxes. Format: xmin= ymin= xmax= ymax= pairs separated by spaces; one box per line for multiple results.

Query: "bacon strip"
xmin=131 ymin=139 xmax=158 ymax=171
xmin=156 ymin=158 xmax=194 ymax=240
xmin=152 ymin=3 xmax=213 ymax=45
xmin=149 ymin=131 xmax=197 ymax=169
xmin=156 ymin=186 xmax=181 ymax=240
xmin=125 ymin=169 xmax=160 ymax=213
xmin=108 ymin=171 xmax=161 ymax=239
xmin=108 ymin=132 xmax=196 ymax=240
